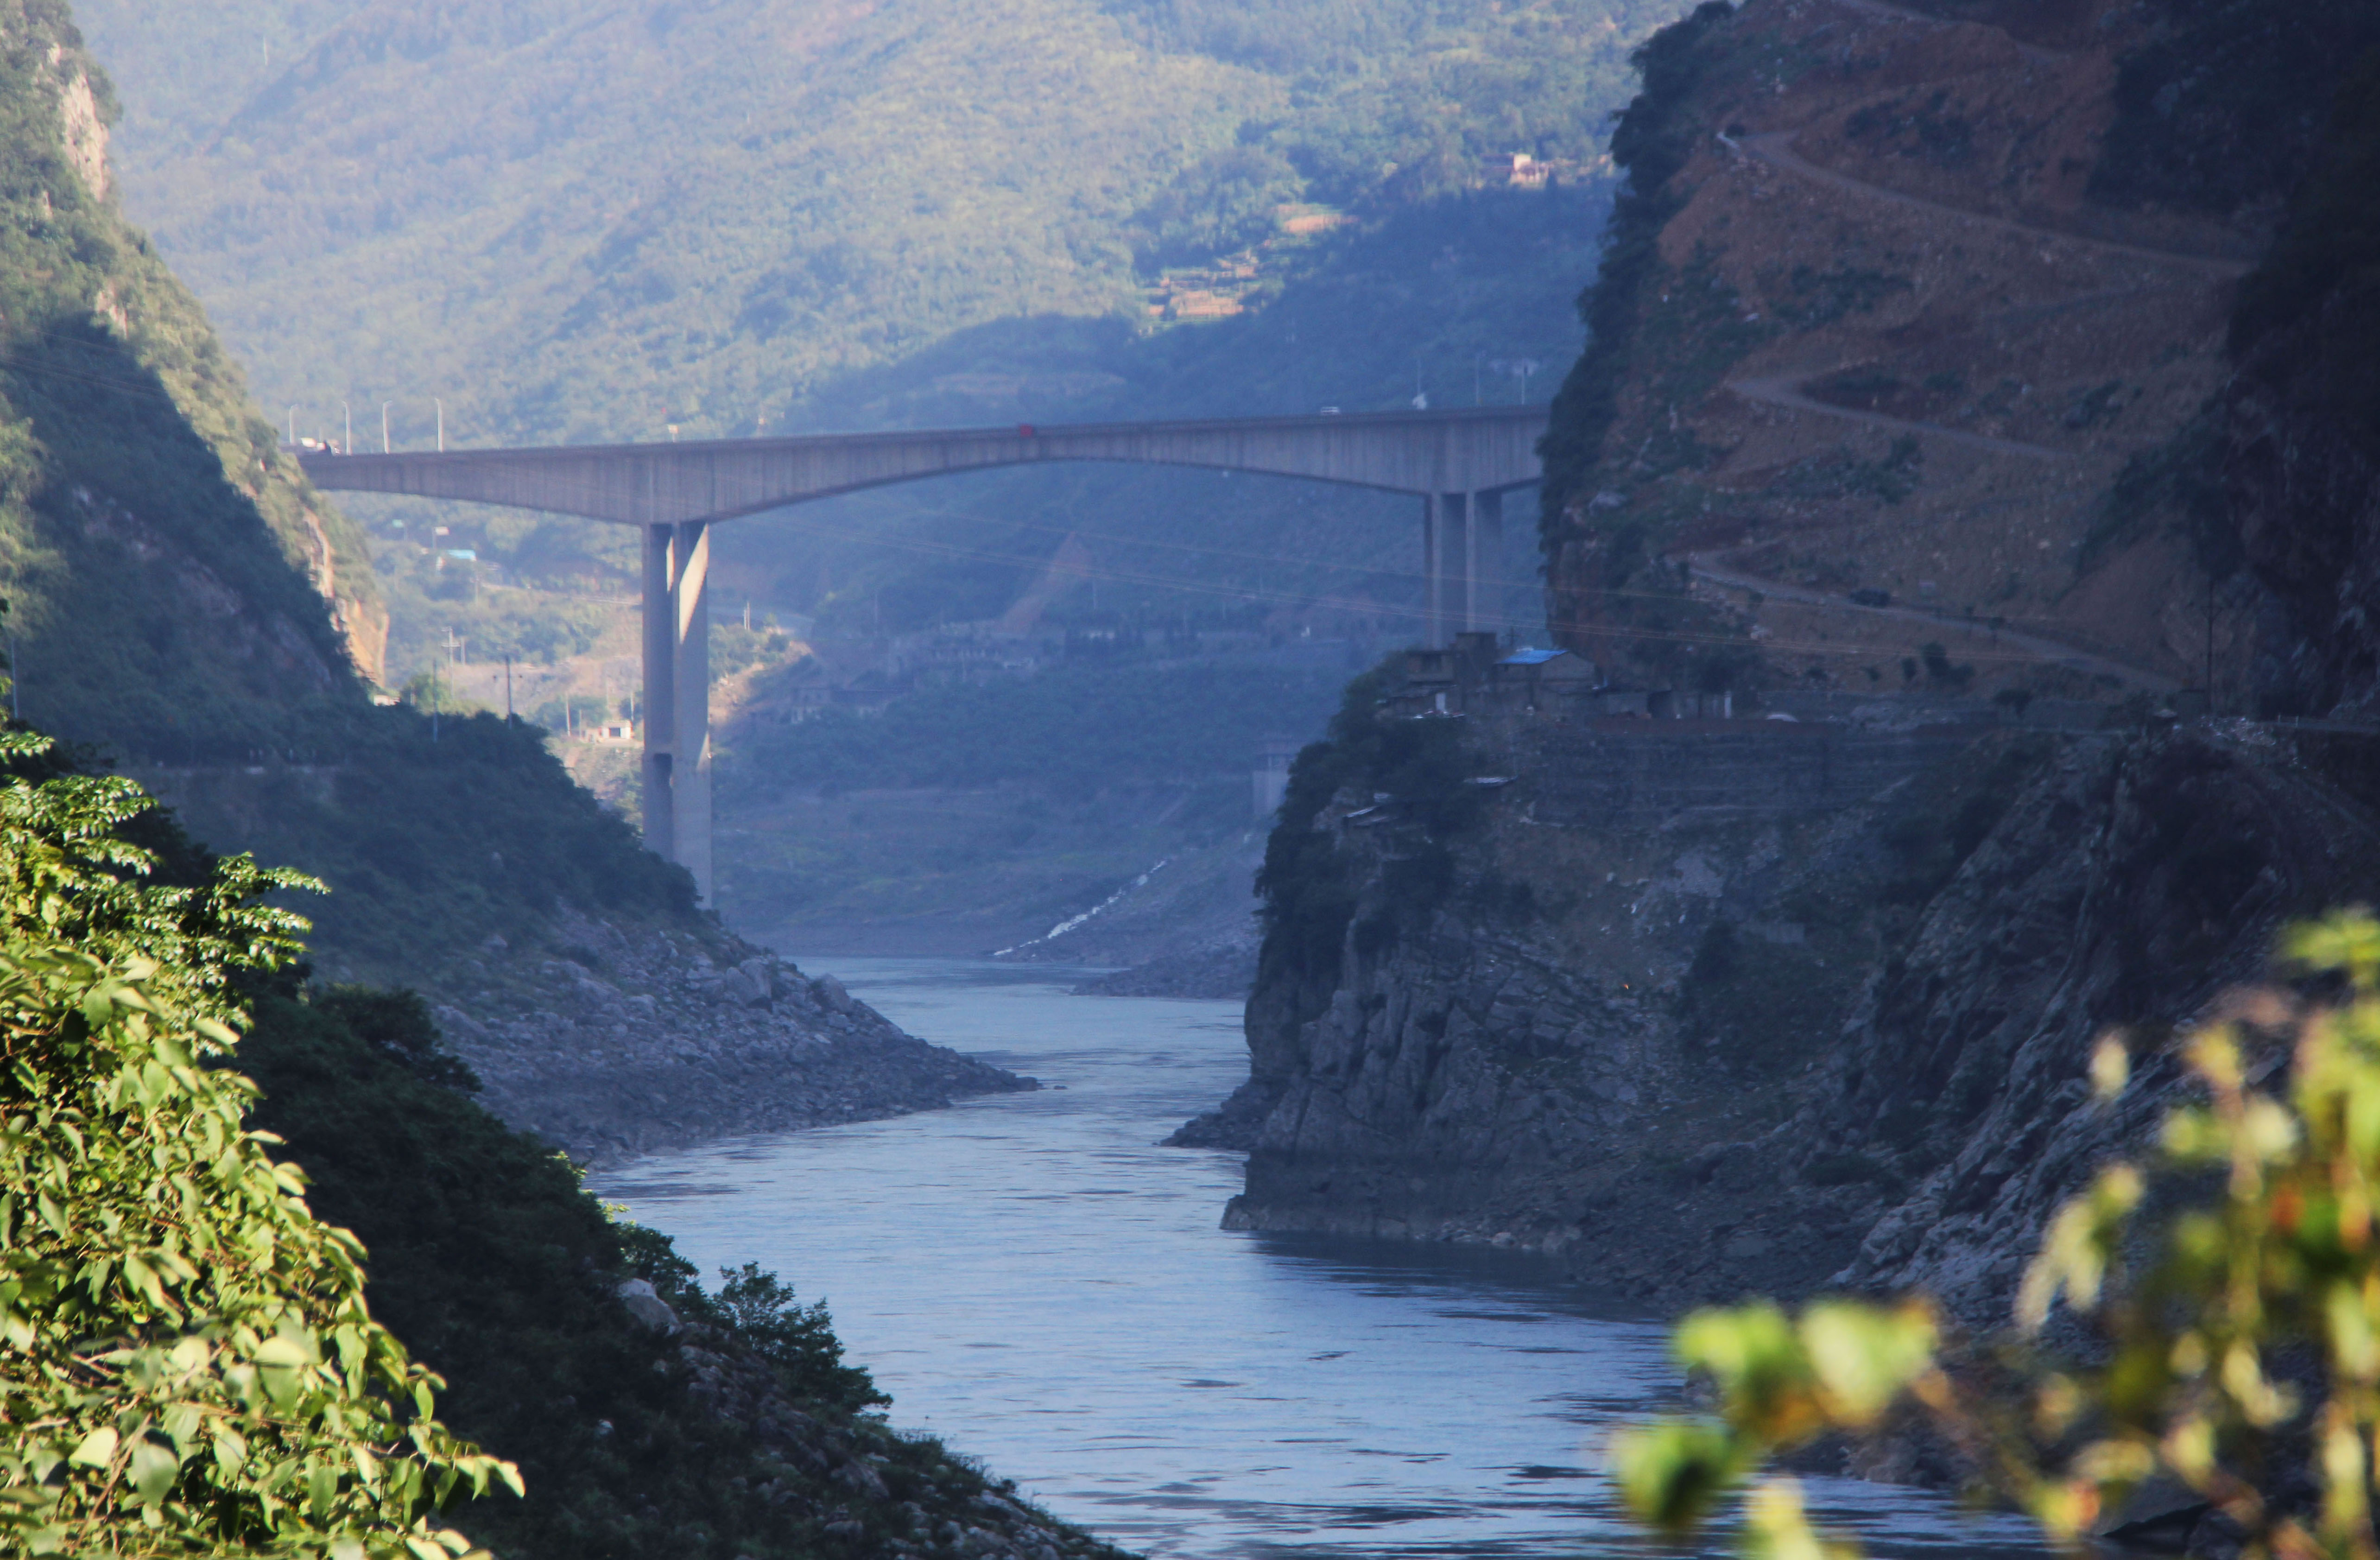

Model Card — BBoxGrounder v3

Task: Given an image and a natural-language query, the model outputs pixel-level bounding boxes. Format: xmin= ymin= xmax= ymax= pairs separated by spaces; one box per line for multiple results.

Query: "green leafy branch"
xmin=1614 ymin=908 xmax=2380 ymax=1560
xmin=0 ymin=732 xmax=519 ymax=1557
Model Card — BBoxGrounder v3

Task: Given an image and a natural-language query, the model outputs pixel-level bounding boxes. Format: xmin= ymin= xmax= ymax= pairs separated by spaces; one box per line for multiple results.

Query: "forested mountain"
xmin=75 ymin=0 xmax=1690 ymax=678
xmin=85 ymin=0 xmax=1658 ymax=446
xmin=0 ymin=0 xmax=382 ymax=737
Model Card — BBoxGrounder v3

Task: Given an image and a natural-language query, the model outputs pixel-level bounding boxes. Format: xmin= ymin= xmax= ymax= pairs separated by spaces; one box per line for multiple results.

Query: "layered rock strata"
xmin=1195 ymin=710 xmax=2380 ymax=1322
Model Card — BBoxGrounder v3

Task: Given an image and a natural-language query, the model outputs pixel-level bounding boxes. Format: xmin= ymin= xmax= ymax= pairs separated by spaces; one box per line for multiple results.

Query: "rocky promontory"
xmin=430 ymin=909 xmax=1034 ymax=1165
xmin=1187 ymin=697 xmax=2380 ymax=1321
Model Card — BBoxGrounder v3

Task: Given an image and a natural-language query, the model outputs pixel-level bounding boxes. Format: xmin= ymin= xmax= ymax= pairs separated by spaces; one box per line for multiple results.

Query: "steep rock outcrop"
xmin=2220 ymin=53 xmax=2380 ymax=717
xmin=1203 ymin=709 xmax=2380 ymax=1321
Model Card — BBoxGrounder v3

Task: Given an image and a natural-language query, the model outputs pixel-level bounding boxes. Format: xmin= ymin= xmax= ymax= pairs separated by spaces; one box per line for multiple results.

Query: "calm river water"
xmin=593 ymin=959 xmax=2044 ymax=1560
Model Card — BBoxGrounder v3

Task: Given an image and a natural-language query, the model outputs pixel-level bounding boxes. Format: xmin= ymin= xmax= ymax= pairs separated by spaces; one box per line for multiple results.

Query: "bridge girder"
xmin=300 ymin=406 xmax=1549 ymax=907
xmin=299 ymin=406 xmax=1546 ymax=526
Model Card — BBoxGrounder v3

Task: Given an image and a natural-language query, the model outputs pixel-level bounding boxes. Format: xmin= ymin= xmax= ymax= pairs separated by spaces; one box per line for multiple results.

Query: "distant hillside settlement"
xmin=1147 ymin=155 xmax=1604 ymax=323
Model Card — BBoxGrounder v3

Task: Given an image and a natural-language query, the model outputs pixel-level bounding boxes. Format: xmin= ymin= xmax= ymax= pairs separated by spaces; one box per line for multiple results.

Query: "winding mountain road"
xmin=1726 ymin=374 xmax=2073 ymax=459
xmin=1820 ymin=0 xmax=2070 ymax=64
xmin=1731 ymin=132 xmax=2253 ymax=279
xmin=1686 ymin=552 xmax=2183 ymax=691
xmin=1672 ymin=9 xmax=2245 ymax=697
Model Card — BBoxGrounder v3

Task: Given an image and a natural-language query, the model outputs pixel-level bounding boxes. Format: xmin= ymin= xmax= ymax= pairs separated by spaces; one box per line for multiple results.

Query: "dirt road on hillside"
xmin=1686 ymin=552 xmax=2183 ymax=690
xmin=1725 ymin=374 xmax=2075 ymax=458
xmin=1730 ymin=133 xmax=2253 ymax=278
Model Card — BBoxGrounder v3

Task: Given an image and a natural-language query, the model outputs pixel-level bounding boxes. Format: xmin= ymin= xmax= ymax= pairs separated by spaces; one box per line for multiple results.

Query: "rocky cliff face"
xmin=1191 ymin=704 xmax=2380 ymax=1322
xmin=2219 ymin=50 xmax=2380 ymax=719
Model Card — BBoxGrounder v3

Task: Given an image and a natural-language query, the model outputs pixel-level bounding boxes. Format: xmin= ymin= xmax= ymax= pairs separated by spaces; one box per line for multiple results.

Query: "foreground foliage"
xmin=0 ymin=729 xmax=517 ymax=1557
xmin=235 ymin=988 xmax=921 ymax=1560
xmin=1614 ymin=909 xmax=2380 ymax=1560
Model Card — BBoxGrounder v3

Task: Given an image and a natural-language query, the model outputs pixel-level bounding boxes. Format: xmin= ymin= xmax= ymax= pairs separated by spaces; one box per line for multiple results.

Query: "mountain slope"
xmin=1534 ymin=0 xmax=2380 ymax=717
xmin=0 ymin=0 xmax=1026 ymax=1157
xmin=73 ymin=0 xmax=1684 ymax=679
xmin=0 ymin=0 xmax=385 ymax=725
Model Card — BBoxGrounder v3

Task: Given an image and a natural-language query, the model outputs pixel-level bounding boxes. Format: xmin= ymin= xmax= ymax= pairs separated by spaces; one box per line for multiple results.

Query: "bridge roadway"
xmin=301 ymin=404 xmax=1548 ymax=903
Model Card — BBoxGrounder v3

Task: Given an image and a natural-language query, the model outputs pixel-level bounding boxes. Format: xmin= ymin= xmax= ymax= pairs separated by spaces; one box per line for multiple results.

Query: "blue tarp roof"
xmin=1497 ymin=647 xmax=1569 ymax=666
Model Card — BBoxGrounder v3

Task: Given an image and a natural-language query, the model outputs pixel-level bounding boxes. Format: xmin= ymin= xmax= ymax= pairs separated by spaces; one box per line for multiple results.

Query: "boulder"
xmin=615 ymin=1277 xmax=682 ymax=1334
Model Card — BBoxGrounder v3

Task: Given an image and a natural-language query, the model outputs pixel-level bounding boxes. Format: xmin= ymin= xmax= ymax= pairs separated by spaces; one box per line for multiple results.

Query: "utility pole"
xmin=285 ymin=405 xmax=297 ymax=446
xmin=381 ymin=401 xmax=392 ymax=453
xmin=435 ymin=398 xmax=445 ymax=452
xmin=342 ymin=401 xmax=352 ymax=455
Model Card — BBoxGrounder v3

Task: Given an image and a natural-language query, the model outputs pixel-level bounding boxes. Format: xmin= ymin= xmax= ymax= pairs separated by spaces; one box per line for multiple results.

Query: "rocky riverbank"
xmin=1070 ymin=934 xmax=1257 ymax=1000
xmin=1185 ymin=708 xmax=2380 ymax=1322
xmin=428 ymin=908 xmax=1034 ymax=1165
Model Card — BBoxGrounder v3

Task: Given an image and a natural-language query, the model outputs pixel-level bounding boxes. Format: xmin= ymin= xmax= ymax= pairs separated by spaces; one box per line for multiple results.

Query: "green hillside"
xmin=85 ymin=0 xmax=1661 ymax=444
xmin=0 ymin=0 xmax=386 ymax=742
xmin=74 ymin=0 xmax=1688 ymax=679
xmin=0 ymin=0 xmax=723 ymax=997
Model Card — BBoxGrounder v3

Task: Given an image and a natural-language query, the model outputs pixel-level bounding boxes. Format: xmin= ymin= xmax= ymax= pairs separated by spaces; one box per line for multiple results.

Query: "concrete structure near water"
xmin=302 ymin=406 xmax=1546 ymax=902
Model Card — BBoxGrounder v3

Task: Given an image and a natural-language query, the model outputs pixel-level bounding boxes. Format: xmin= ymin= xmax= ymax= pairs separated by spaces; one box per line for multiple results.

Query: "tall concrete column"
xmin=1421 ymin=494 xmax=1443 ymax=648
xmin=1438 ymin=492 xmax=1471 ymax=642
xmin=640 ymin=523 xmax=676 ymax=864
xmin=671 ymin=519 xmax=714 ymax=906
xmin=1472 ymin=489 xmax=1504 ymax=633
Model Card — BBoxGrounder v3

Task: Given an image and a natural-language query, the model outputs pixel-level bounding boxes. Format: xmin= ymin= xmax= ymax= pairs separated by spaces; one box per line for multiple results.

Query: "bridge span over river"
xmin=301 ymin=405 xmax=1548 ymax=902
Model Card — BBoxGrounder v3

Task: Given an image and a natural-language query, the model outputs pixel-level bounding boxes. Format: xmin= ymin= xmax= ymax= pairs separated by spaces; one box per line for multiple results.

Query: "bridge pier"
xmin=640 ymin=519 xmax=715 ymax=904
xmin=1470 ymin=489 xmax=1503 ymax=633
xmin=1425 ymin=490 xmax=1509 ymax=646
xmin=1422 ymin=496 xmax=1443 ymax=647
xmin=641 ymin=526 xmax=675 ymax=865
xmin=1428 ymin=498 xmax=1466 ymax=647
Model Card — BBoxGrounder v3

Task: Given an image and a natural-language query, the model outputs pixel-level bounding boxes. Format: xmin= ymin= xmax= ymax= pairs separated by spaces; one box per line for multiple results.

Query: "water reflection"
xmin=594 ymin=959 xmax=2044 ymax=1560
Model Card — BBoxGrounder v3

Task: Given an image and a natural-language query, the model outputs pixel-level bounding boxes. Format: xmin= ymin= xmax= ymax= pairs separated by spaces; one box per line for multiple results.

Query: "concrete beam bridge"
xmin=301 ymin=405 xmax=1547 ymax=903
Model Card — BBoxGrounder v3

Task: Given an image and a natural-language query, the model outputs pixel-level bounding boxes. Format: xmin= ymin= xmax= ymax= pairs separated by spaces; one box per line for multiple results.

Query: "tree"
xmin=0 ymin=729 xmax=519 ymax=1557
xmin=1615 ymin=909 xmax=2380 ymax=1560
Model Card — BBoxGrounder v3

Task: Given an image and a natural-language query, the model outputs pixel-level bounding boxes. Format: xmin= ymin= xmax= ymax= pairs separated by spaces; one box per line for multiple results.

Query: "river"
xmin=593 ymin=958 xmax=2045 ymax=1560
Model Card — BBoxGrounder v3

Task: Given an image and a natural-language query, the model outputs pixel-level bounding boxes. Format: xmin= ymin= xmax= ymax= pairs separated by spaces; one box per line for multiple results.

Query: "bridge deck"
xmin=298 ymin=405 xmax=1548 ymax=526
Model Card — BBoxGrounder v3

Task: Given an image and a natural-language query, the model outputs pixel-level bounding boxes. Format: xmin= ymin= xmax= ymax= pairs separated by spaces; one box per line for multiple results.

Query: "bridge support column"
xmin=1422 ymin=495 xmax=1443 ymax=648
xmin=640 ymin=524 xmax=676 ymax=865
xmin=638 ymin=520 xmax=714 ymax=905
xmin=671 ymin=519 xmax=713 ymax=906
xmin=1470 ymin=489 xmax=1503 ymax=634
xmin=1436 ymin=492 xmax=1473 ymax=645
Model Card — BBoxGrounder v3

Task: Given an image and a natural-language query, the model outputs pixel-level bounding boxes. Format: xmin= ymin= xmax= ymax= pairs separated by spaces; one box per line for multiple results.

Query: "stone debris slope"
xmin=434 ymin=909 xmax=1034 ymax=1164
